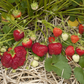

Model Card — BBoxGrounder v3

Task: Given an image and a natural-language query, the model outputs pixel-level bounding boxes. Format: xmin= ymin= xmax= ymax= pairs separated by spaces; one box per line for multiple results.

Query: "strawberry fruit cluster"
xmin=1 ymin=46 xmax=27 ymax=69
xmin=0 ymin=25 xmax=83 ymax=69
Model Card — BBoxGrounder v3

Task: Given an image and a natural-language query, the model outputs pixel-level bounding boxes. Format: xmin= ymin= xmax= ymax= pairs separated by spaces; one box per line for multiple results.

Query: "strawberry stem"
xmin=12 ymin=39 xmax=23 ymax=50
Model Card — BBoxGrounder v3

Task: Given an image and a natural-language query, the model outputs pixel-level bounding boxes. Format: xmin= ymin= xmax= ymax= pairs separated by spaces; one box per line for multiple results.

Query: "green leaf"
xmin=45 ymin=54 xmax=71 ymax=79
xmin=74 ymin=67 xmax=84 ymax=84
xmin=45 ymin=58 xmax=54 ymax=72
xmin=19 ymin=7 xmax=26 ymax=13
xmin=21 ymin=1 xmax=27 ymax=8
xmin=79 ymin=56 xmax=84 ymax=68
xmin=52 ymin=54 xmax=68 ymax=63
xmin=53 ymin=61 xmax=71 ymax=79
xmin=69 ymin=16 xmax=76 ymax=22
xmin=39 ymin=56 xmax=45 ymax=62
xmin=7 ymin=0 xmax=15 ymax=3
xmin=15 ymin=0 xmax=19 ymax=2
xmin=2 ymin=25 xmax=11 ymax=34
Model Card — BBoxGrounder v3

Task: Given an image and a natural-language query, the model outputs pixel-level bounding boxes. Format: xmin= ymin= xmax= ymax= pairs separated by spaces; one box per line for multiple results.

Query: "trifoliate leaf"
xmin=2 ymin=25 xmax=11 ymax=34
xmin=45 ymin=54 xmax=71 ymax=79
xmin=45 ymin=58 xmax=54 ymax=72
xmin=74 ymin=67 xmax=84 ymax=84
xmin=53 ymin=61 xmax=71 ymax=79
xmin=52 ymin=54 xmax=68 ymax=63
xmin=21 ymin=1 xmax=27 ymax=8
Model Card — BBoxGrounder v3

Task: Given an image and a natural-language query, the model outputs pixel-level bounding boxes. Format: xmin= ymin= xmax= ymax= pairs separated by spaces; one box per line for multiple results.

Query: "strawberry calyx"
xmin=22 ymin=38 xmax=32 ymax=48
xmin=12 ymin=10 xmax=21 ymax=18
xmin=12 ymin=10 xmax=21 ymax=16
xmin=22 ymin=38 xmax=30 ymax=43
xmin=8 ymin=49 xmax=16 ymax=58
xmin=17 ymin=29 xmax=23 ymax=34
xmin=40 ymin=42 xmax=46 ymax=45
xmin=77 ymin=46 xmax=84 ymax=50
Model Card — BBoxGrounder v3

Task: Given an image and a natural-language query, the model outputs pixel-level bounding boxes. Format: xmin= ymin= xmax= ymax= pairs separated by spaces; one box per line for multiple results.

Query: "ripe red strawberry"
xmin=12 ymin=10 xmax=21 ymax=18
xmin=8 ymin=47 xmax=12 ymax=52
xmin=48 ymin=43 xmax=62 ymax=55
xmin=32 ymin=42 xmax=48 ymax=57
xmin=65 ymin=46 xmax=75 ymax=57
xmin=1 ymin=46 xmax=27 ymax=69
xmin=22 ymin=38 xmax=32 ymax=48
xmin=48 ymin=37 xmax=55 ymax=43
xmin=71 ymin=35 xmax=79 ymax=43
xmin=53 ymin=27 xmax=62 ymax=37
xmin=76 ymin=47 xmax=84 ymax=56
xmin=79 ymin=24 xmax=84 ymax=34
xmin=0 ymin=53 xmax=2 ymax=57
xmin=13 ymin=30 xmax=24 ymax=41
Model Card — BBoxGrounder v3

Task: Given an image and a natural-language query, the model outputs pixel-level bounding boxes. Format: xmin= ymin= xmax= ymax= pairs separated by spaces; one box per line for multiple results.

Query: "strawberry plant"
xmin=0 ymin=0 xmax=84 ymax=84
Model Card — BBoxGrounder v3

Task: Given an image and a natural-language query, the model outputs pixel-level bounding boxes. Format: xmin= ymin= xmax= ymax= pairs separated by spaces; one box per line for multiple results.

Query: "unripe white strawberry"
xmin=31 ymin=2 xmax=38 ymax=10
xmin=12 ymin=69 xmax=16 ymax=73
xmin=34 ymin=56 xmax=40 ymax=61
xmin=23 ymin=20 xmax=26 ymax=23
xmin=1 ymin=47 xmax=6 ymax=52
xmin=30 ymin=34 xmax=36 ymax=41
xmin=72 ymin=54 xmax=80 ymax=62
xmin=62 ymin=33 xmax=69 ymax=41
xmin=31 ymin=60 xmax=39 ymax=67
